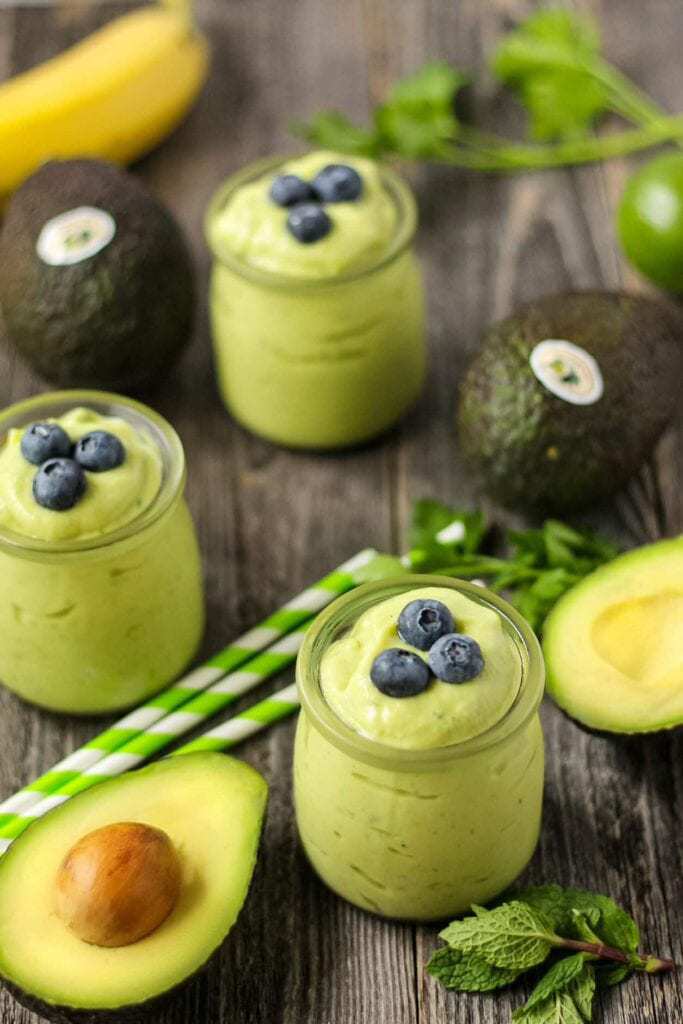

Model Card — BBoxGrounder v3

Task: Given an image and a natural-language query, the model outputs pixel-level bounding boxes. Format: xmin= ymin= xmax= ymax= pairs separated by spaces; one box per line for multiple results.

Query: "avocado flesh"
xmin=0 ymin=753 xmax=267 ymax=1018
xmin=0 ymin=159 xmax=195 ymax=391
xmin=458 ymin=291 xmax=683 ymax=513
xmin=543 ymin=537 xmax=683 ymax=733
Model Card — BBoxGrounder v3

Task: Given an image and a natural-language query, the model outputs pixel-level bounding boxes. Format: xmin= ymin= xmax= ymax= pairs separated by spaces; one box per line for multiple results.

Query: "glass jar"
xmin=294 ymin=576 xmax=545 ymax=921
xmin=0 ymin=391 xmax=204 ymax=714
xmin=205 ymin=157 xmax=426 ymax=449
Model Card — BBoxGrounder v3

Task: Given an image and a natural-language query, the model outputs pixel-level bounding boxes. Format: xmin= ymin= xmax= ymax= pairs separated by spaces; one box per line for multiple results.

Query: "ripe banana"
xmin=0 ymin=1 xmax=209 ymax=204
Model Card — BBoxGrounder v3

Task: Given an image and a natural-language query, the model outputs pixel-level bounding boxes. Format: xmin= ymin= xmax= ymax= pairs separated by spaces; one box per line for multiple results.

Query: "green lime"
xmin=618 ymin=151 xmax=683 ymax=292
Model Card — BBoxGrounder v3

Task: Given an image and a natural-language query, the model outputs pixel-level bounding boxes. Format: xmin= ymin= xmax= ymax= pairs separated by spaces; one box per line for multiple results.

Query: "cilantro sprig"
xmin=428 ymin=886 xmax=675 ymax=1022
xmin=405 ymin=499 xmax=618 ymax=632
xmin=294 ymin=9 xmax=683 ymax=173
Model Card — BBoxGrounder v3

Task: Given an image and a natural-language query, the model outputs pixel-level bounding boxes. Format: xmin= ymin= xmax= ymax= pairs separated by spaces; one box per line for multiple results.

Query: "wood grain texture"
xmin=0 ymin=1 xmax=681 ymax=1022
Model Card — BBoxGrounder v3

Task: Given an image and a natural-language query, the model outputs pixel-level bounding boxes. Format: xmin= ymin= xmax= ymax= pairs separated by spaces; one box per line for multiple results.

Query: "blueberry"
xmin=397 ymin=598 xmax=455 ymax=651
xmin=312 ymin=164 xmax=363 ymax=202
xmin=370 ymin=648 xmax=431 ymax=698
xmin=428 ymin=634 xmax=485 ymax=684
xmin=286 ymin=203 xmax=332 ymax=244
xmin=269 ymin=174 xmax=315 ymax=207
xmin=33 ymin=458 xmax=86 ymax=512
xmin=74 ymin=431 xmax=125 ymax=472
xmin=20 ymin=423 xmax=72 ymax=466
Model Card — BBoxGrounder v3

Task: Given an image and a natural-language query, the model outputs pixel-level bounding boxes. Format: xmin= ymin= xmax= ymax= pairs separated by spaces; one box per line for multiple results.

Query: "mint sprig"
xmin=405 ymin=499 xmax=618 ymax=632
xmin=294 ymin=9 xmax=683 ymax=173
xmin=427 ymin=886 xmax=675 ymax=1023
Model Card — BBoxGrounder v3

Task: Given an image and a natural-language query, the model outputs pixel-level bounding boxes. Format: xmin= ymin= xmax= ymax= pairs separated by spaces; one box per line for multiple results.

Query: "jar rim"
xmin=0 ymin=390 xmax=186 ymax=559
xmin=296 ymin=575 xmax=545 ymax=772
xmin=204 ymin=154 xmax=418 ymax=289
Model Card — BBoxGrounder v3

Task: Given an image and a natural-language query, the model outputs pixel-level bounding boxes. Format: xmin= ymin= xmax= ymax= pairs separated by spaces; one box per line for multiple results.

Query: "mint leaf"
xmin=514 ymin=885 xmax=640 ymax=952
xmin=569 ymin=966 xmax=596 ymax=1020
xmin=514 ymin=991 xmax=585 ymax=1024
xmin=597 ymin=963 xmax=631 ymax=987
xmin=492 ymin=9 xmax=612 ymax=141
xmin=427 ymin=945 xmax=519 ymax=992
xmin=514 ymin=955 xmax=589 ymax=1016
xmin=440 ymin=901 xmax=559 ymax=971
xmin=514 ymin=966 xmax=595 ymax=1024
xmin=374 ymin=62 xmax=467 ymax=158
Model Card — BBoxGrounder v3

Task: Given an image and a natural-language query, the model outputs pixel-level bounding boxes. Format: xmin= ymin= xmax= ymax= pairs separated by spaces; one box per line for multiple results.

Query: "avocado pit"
xmin=55 ymin=821 xmax=181 ymax=947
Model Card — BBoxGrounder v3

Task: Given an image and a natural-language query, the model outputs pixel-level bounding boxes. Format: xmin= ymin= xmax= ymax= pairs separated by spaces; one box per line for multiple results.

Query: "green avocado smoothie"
xmin=205 ymin=152 xmax=426 ymax=449
xmin=0 ymin=393 xmax=204 ymax=714
xmin=0 ymin=407 xmax=161 ymax=542
xmin=294 ymin=578 xmax=545 ymax=920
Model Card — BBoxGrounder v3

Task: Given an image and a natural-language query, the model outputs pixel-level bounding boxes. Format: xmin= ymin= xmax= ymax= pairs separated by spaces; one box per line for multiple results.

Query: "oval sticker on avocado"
xmin=36 ymin=207 xmax=116 ymax=266
xmin=529 ymin=339 xmax=603 ymax=405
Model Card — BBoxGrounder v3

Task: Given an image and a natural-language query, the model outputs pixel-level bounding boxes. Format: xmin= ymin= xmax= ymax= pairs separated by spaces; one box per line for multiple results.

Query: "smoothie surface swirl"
xmin=207 ymin=151 xmax=398 ymax=279
xmin=0 ymin=407 xmax=162 ymax=542
xmin=321 ymin=587 xmax=521 ymax=749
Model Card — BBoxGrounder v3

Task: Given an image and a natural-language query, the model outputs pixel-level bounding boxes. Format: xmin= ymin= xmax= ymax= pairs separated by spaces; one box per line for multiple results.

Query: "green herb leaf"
xmin=596 ymin=963 xmax=632 ymax=987
xmin=513 ymin=991 xmax=583 ymax=1024
xmin=514 ymin=885 xmax=640 ymax=952
xmin=440 ymin=901 xmax=559 ymax=970
xmin=492 ymin=10 xmax=612 ymax=141
xmin=427 ymin=945 xmax=519 ymax=992
xmin=295 ymin=61 xmax=468 ymax=161
xmin=401 ymin=499 xmax=618 ymax=633
xmin=569 ymin=966 xmax=597 ymax=1020
xmin=291 ymin=111 xmax=381 ymax=157
xmin=408 ymin=498 xmax=487 ymax=570
xmin=513 ymin=954 xmax=589 ymax=1016
xmin=513 ymin=965 xmax=595 ymax=1024
xmin=373 ymin=61 xmax=467 ymax=158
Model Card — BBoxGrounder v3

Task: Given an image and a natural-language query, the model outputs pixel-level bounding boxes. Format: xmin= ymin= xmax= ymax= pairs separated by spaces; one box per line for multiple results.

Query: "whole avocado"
xmin=0 ymin=159 xmax=195 ymax=390
xmin=458 ymin=291 xmax=682 ymax=513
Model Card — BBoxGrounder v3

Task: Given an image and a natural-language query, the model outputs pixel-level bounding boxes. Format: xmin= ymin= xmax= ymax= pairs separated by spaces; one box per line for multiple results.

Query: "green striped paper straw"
xmin=174 ymin=682 xmax=300 ymax=756
xmin=0 ymin=629 xmax=313 ymax=851
xmin=0 ymin=548 xmax=376 ymax=837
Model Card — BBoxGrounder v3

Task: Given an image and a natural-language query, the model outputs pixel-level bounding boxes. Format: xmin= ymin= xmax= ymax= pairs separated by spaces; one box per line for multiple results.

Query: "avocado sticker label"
xmin=529 ymin=339 xmax=604 ymax=406
xmin=36 ymin=207 xmax=116 ymax=266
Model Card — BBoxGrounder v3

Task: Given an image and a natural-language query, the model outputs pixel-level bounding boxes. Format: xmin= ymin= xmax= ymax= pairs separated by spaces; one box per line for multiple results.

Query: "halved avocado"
xmin=544 ymin=537 xmax=683 ymax=733
xmin=0 ymin=752 xmax=267 ymax=1022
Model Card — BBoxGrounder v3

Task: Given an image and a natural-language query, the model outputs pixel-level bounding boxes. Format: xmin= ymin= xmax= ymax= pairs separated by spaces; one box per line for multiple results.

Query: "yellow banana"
xmin=0 ymin=1 xmax=209 ymax=203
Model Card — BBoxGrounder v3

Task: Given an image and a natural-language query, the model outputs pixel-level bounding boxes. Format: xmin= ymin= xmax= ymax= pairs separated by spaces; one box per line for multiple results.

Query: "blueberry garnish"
xmin=286 ymin=203 xmax=332 ymax=244
xmin=398 ymin=598 xmax=455 ymax=651
xmin=270 ymin=174 xmax=315 ymax=207
xmin=33 ymin=458 xmax=86 ymax=512
xmin=428 ymin=634 xmax=485 ymax=684
xmin=20 ymin=423 xmax=72 ymax=466
xmin=370 ymin=648 xmax=431 ymax=698
xmin=74 ymin=431 xmax=125 ymax=472
xmin=312 ymin=164 xmax=363 ymax=203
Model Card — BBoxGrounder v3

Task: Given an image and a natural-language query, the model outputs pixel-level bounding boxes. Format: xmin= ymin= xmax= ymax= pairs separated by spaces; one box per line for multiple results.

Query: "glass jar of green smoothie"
xmin=0 ymin=391 xmax=204 ymax=714
xmin=294 ymin=576 xmax=545 ymax=921
xmin=205 ymin=152 xmax=426 ymax=449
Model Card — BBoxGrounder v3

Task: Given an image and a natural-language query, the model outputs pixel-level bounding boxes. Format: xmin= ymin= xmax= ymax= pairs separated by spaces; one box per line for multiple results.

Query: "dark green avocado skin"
xmin=457 ymin=290 xmax=683 ymax=513
xmin=0 ymin=159 xmax=195 ymax=391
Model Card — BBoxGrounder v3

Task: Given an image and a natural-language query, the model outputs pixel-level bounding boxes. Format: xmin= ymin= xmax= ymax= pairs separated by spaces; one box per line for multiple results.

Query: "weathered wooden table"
xmin=0 ymin=2 xmax=681 ymax=1021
